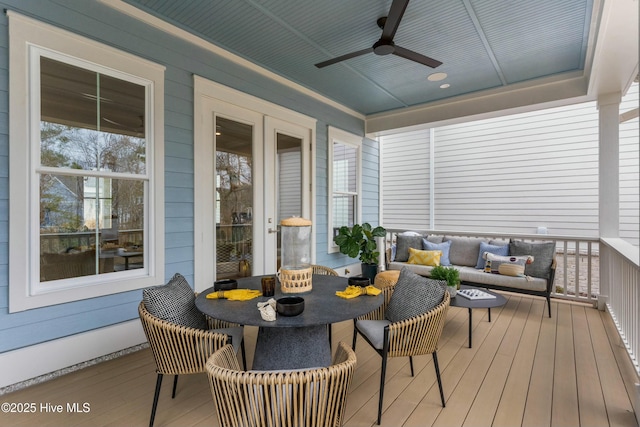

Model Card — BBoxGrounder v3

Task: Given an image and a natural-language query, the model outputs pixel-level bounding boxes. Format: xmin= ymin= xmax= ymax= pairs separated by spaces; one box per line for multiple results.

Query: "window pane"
xmin=333 ymin=142 xmax=357 ymax=193
xmin=40 ymin=174 xmax=145 ymax=281
xmin=332 ymin=194 xmax=356 ymax=229
xmin=215 ymin=117 xmax=253 ymax=280
xmin=40 ymin=57 xmax=146 ymax=174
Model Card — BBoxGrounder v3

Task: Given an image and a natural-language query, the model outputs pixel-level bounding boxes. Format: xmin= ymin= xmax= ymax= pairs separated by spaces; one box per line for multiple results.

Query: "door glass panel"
xmin=215 ymin=117 xmax=253 ymax=280
xmin=276 ymin=133 xmax=303 ymax=269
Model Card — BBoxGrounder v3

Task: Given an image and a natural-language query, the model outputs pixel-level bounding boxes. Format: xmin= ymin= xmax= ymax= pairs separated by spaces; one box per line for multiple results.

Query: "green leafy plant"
xmin=430 ymin=265 xmax=460 ymax=289
xmin=333 ymin=223 xmax=387 ymax=265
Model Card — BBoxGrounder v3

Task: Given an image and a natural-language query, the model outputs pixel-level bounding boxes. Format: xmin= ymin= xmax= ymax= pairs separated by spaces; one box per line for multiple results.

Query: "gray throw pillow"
xmin=395 ymin=235 xmax=423 ymax=262
xmin=142 ymin=273 xmax=207 ymax=330
xmin=385 ymin=268 xmax=446 ymax=322
xmin=443 ymin=236 xmax=488 ymax=267
xmin=509 ymin=240 xmax=556 ymax=279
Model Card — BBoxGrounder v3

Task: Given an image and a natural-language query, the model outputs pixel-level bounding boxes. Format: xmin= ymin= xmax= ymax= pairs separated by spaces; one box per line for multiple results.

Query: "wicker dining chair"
xmin=138 ymin=302 xmax=245 ymax=427
xmin=206 ymin=341 xmax=357 ymax=427
xmin=311 ymin=264 xmax=339 ymax=345
xmin=353 ymin=289 xmax=450 ymax=424
xmin=311 ymin=264 xmax=339 ymax=276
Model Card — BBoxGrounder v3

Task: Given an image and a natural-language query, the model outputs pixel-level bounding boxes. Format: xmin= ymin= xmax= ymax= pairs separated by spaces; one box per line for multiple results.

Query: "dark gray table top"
xmin=449 ymin=284 xmax=507 ymax=309
xmin=195 ymin=274 xmax=383 ymax=328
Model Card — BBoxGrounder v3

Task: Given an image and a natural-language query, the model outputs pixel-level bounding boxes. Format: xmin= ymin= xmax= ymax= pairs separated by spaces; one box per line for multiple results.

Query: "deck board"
xmin=2 ymin=293 xmax=638 ymax=427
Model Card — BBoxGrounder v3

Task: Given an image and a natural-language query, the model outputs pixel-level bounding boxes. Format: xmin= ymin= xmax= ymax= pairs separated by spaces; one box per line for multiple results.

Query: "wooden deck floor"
xmin=2 ymin=293 xmax=638 ymax=427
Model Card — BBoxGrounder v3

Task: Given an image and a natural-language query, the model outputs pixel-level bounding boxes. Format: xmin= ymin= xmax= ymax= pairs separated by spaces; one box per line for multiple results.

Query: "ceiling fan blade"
xmin=381 ymin=0 xmax=410 ymax=40
xmin=314 ymin=47 xmax=373 ymax=68
xmin=393 ymin=45 xmax=443 ymax=68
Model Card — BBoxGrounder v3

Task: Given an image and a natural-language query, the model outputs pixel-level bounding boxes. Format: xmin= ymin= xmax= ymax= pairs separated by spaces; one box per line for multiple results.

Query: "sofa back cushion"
xmin=443 ymin=237 xmax=488 ymax=267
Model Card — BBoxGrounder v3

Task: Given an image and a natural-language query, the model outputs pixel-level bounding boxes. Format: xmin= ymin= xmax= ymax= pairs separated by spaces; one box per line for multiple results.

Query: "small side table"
xmin=449 ymin=285 xmax=507 ymax=348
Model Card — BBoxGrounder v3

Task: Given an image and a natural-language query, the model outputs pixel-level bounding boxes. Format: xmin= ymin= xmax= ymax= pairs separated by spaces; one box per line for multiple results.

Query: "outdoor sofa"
xmin=386 ymin=232 xmax=557 ymax=317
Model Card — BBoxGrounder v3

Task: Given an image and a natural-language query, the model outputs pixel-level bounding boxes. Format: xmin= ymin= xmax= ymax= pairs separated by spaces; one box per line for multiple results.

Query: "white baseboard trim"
xmin=0 ymin=320 xmax=146 ymax=389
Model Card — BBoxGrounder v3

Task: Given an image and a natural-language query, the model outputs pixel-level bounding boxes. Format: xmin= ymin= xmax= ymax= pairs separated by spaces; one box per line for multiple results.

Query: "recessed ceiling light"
xmin=440 ymin=83 xmax=450 ymax=89
xmin=428 ymin=72 xmax=448 ymax=81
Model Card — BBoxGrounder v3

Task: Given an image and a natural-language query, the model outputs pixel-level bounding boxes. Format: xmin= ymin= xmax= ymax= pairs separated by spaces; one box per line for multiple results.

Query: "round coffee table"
xmin=449 ymin=285 xmax=507 ymax=348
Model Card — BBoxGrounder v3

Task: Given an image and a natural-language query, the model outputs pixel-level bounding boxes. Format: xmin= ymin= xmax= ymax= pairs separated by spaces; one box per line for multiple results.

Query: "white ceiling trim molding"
xmin=99 ymin=0 xmax=365 ymax=121
xmin=366 ymin=71 xmax=589 ymax=136
xmin=587 ymin=0 xmax=639 ymax=97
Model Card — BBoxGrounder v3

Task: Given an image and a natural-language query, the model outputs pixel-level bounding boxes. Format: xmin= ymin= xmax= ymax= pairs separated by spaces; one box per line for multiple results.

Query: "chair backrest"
xmin=387 ymin=291 xmax=450 ymax=358
xmin=206 ymin=341 xmax=357 ymax=427
xmin=138 ymin=301 xmax=229 ymax=376
xmin=311 ymin=264 xmax=339 ymax=276
xmin=40 ymin=250 xmax=97 ymax=281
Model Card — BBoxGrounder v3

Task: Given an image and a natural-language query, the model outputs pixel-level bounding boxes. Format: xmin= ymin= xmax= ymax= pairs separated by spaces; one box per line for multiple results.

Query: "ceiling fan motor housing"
xmin=373 ymin=40 xmax=395 ymax=55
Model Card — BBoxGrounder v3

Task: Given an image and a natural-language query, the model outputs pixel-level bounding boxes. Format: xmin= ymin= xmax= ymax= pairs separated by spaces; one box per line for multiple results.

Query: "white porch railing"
xmin=600 ymin=238 xmax=640 ymax=375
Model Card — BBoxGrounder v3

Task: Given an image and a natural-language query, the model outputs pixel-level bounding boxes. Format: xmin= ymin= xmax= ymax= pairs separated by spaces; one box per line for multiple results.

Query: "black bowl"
xmin=348 ymin=277 xmax=371 ymax=287
xmin=214 ymin=279 xmax=238 ymax=291
xmin=276 ymin=297 xmax=305 ymax=317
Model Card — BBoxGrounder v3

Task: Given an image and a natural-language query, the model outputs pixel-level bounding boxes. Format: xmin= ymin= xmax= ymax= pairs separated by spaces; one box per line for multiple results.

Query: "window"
xmin=328 ymin=127 xmax=362 ymax=252
xmin=9 ymin=13 xmax=165 ymax=312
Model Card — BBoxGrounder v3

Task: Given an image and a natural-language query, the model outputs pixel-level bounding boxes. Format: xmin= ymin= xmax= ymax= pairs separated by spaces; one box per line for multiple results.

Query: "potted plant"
xmin=430 ymin=265 xmax=461 ymax=296
xmin=334 ymin=223 xmax=386 ymax=283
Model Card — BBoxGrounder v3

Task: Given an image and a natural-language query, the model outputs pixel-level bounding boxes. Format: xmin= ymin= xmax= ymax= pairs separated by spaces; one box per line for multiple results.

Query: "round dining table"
xmin=195 ymin=274 xmax=383 ymax=370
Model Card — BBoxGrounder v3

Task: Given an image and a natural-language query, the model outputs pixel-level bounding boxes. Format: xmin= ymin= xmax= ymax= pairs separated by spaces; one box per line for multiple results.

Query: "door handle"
xmin=268 ymin=227 xmax=280 ymax=234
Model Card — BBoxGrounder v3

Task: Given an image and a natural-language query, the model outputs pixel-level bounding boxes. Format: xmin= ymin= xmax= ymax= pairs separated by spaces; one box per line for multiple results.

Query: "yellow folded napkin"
xmin=336 ymin=285 xmax=382 ymax=299
xmin=206 ymin=289 xmax=262 ymax=301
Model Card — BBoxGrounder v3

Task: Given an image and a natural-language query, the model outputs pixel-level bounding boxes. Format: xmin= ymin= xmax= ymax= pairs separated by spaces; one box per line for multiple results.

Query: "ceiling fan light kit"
xmin=315 ymin=0 xmax=443 ymax=70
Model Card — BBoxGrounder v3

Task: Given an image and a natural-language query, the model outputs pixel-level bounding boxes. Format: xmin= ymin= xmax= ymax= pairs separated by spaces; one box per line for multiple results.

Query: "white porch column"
xmin=597 ymin=92 xmax=621 ymax=304
xmin=597 ymin=92 xmax=621 ymax=238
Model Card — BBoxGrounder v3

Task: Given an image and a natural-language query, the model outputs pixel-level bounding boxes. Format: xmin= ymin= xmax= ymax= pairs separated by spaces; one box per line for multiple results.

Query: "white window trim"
xmin=327 ymin=126 xmax=362 ymax=253
xmin=8 ymin=12 xmax=165 ymax=312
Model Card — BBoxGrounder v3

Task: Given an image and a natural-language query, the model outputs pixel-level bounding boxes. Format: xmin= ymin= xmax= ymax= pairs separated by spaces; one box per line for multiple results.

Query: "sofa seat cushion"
xmin=388 ymin=261 xmax=439 ymax=277
xmin=457 ymin=267 xmax=548 ymax=292
xmin=388 ymin=262 xmax=548 ymax=293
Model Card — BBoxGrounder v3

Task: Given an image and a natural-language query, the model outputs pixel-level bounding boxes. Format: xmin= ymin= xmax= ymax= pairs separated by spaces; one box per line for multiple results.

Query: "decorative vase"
xmin=447 ymin=286 xmax=457 ymax=297
xmin=361 ymin=263 xmax=378 ymax=284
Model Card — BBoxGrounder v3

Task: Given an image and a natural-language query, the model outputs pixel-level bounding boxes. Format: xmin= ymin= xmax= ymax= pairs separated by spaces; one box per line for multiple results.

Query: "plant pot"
xmin=361 ymin=263 xmax=378 ymax=284
xmin=447 ymin=286 xmax=457 ymax=297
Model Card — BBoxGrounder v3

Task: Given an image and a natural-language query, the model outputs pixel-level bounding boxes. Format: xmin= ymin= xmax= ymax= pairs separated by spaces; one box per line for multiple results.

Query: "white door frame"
xmin=194 ymin=76 xmax=316 ymax=291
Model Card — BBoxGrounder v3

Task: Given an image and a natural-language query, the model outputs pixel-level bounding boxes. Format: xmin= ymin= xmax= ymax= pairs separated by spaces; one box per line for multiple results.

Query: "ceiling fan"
xmin=314 ymin=0 xmax=442 ymax=69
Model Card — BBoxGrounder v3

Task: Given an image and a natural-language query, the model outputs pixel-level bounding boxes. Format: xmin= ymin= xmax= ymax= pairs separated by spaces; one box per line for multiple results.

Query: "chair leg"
xmin=547 ymin=296 xmax=552 ymax=318
xmin=240 ymin=339 xmax=247 ymax=371
xmin=432 ymin=352 xmax=446 ymax=407
xmin=171 ymin=375 xmax=178 ymax=398
xmin=377 ymin=352 xmax=388 ymax=425
xmin=328 ymin=324 xmax=332 ymax=347
xmin=149 ymin=373 xmax=163 ymax=427
xmin=409 ymin=355 xmax=414 ymax=376
xmin=352 ymin=319 xmax=358 ymax=351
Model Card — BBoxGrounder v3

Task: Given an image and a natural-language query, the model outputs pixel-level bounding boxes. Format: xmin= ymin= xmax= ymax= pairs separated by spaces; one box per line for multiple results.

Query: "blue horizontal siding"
xmin=0 ymin=0 xmax=369 ymax=353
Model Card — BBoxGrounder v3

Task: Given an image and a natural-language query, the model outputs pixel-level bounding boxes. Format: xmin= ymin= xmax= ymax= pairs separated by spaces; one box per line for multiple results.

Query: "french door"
xmin=264 ymin=118 xmax=312 ymax=272
xmin=194 ymin=78 xmax=314 ymax=291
